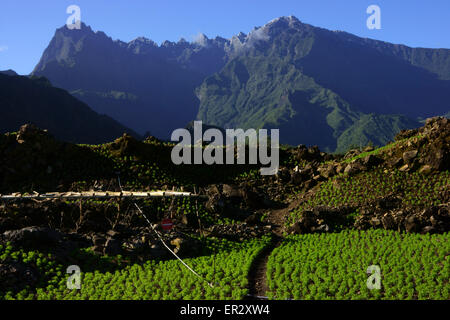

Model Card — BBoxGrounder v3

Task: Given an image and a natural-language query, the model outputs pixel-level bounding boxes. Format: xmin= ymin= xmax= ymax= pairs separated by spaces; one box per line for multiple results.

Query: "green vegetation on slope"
xmin=0 ymin=236 xmax=272 ymax=300
xmin=0 ymin=117 xmax=448 ymax=301
xmin=196 ymin=17 xmax=448 ymax=152
xmin=266 ymin=230 xmax=449 ymax=300
xmin=289 ymin=169 xmax=449 ymax=225
xmin=336 ymin=114 xmax=421 ymax=154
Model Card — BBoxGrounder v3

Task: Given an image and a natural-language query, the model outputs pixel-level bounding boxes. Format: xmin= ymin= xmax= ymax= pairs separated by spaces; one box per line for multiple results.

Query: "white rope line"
xmin=117 ymin=175 xmax=214 ymax=288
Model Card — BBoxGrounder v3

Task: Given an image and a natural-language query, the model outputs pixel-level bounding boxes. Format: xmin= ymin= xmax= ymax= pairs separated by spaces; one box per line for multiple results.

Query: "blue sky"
xmin=1 ymin=0 xmax=449 ymax=74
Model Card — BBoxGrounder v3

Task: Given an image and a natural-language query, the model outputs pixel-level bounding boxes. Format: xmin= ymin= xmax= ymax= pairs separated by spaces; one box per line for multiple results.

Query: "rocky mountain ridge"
xmin=31 ymin=17 xmax=450 ymax=150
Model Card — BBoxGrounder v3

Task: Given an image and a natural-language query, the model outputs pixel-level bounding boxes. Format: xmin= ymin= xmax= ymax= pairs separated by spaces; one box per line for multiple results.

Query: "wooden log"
xmin=0 ymin=191 xmax=208 ymax=201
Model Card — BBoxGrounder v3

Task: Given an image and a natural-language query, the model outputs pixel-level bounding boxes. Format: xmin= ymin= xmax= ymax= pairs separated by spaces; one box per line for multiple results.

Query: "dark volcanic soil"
xmin=246 ymin=234 xmax=282 ymax=299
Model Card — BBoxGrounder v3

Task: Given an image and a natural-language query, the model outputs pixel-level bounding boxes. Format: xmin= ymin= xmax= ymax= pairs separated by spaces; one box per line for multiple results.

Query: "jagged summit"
xmin=193 ymin=33 xmax=209 ymax=46
xmin=45 ymin=16 xmax=308 ymax=52
xmin=177 ymin=38 xmax=190 ymax=47
xmin=127 ymin=37 xmax=158 ymax=54
xmin=265 ymin=15 xmax=302 ymax=28
xmin=236 ymin=31 xmax=247 ymax=42
xmin=128 ymin=36 xmax=155 ymax=44
xmin=267 ymin=15 xmax=300 ymax=23
xmin=55 ymin=21 xmax=94 ymax=36
xmin=31 ymin=17 xmax=450 ymax=149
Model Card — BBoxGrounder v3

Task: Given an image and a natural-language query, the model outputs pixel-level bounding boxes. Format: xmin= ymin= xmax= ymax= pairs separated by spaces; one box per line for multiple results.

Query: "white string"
xmin=117 ymin=175 xmax=214 ymax=288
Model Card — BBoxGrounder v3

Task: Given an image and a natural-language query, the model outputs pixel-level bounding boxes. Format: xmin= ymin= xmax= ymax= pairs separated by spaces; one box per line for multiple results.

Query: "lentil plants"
xmin=290 ymin=169 xmax=450 ymax=224
xmin=0 ymin=236 xmax=271 ymax=300
xmin=266 ymin=229 xmax=449 ymax=300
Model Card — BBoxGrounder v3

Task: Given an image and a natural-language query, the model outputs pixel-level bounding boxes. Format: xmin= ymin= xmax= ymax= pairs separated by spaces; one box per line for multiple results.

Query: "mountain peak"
xmin=56 ymin=21 xmax=94 ymax=35
xmin=267 ymin=15 xmax=300 ymax=25
xmin=236 ymin=31 xmax=247 ymax=41
xmin=161 ymin=40 xmax=176 ymax=48
xmin=263 ymin=15 xmax=303 ymax=32
xmin=54 ymin=22 xmax=120 ymax=45
xmin=193 ymin=33 xmax=209 ymax=46
xmin=0 ymin=69 xmax=18 ymax=76
xmin=127 ymin=37 xmax=157 ymax=53
xmin=127 ymin=37 xmax=157 ymax=47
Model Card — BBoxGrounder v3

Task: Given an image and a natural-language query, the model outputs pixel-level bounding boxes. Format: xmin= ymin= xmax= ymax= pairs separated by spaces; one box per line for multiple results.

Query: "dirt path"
xmin=245 ymin=193 xmax=310 ymax=299
xmin=246 ymin=233 xmax=282 ymax=299
xmin=265 ymin=194 xmax=307 ymax=236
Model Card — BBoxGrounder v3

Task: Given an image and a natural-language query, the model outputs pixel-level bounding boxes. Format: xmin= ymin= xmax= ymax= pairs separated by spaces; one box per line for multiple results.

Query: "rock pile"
xmin=355 ymin=203 xmax=449 ymax=234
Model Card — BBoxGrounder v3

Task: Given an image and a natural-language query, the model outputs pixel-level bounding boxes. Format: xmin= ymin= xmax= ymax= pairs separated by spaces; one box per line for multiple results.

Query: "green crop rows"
xmin=290 ymin=169 xmax=450 ymax=224
xmin=0 ymin=236 xmax=271 ymax=300
xmin=266 ymin=229 xmax=449 ymax=300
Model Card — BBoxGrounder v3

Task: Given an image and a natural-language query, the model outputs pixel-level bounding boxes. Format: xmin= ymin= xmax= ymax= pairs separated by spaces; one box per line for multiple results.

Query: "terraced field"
xmin=266 ymin=230 xmax=449 ymax=300
xmin=0 ymin=237 xmax=271 ymax=300
xmin=289 ymin=169 xmax=450 ymax=225
xmin=1 ymin=117 xmax=448 ymax=301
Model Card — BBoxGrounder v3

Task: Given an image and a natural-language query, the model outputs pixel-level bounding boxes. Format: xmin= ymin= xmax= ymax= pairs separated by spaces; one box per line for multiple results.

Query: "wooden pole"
xmin=0 ymin=191 xmax=208 ymax=201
